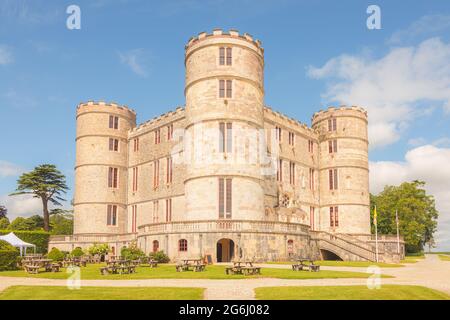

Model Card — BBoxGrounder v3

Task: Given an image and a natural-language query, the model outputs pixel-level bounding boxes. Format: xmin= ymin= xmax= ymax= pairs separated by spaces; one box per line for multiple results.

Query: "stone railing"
xmin=49 ymin=233 xmax=137 ymax=243
xmin=138 ymin=219 xmax=310 ymax=235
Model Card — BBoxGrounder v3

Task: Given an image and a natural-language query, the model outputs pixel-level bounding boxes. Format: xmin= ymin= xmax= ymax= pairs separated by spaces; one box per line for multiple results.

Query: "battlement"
xmin=130 ymin=106 xmax=185 ymax=134
xmin=77 ymin=100 xmax=136 ymax=117
xmin=311 ymin=105 xmax=367 ymax=124
xmin=185 ymin=28 xmax=263 ymax=54
xmin=264 ymin=106 xmax=316 ymax=135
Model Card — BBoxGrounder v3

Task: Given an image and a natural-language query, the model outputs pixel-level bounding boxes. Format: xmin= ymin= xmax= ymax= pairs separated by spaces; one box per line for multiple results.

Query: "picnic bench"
xmin=24 ymin=264 xmax=40 ymax=274
xmin=100 ymin=260 xmax=136 ymax=275
xmin=176 ymin=259 xmax=206 ymax=272
xmin=292 ymin=259 xmax=320 ymax=272
xmin=148 ymin=259 xmax=158 ymax=268
xmin=226 ymin=261 xmax=261 ymax=275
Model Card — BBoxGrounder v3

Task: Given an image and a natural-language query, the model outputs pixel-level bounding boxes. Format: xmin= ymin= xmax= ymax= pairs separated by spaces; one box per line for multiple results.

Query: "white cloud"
xmin=118 ymin=49 xmax=149 ymax=77
xmin=388 ymin=14 xmax=450 ymax=44
xmin=370 ymin=145 xmax=450 ymax=251
xmin=0 ymin=160 xmax=24 ymax=177
xmin=307 ymin=37 xmax=450 ymax=149
xmin=0 ymin=194 xmax=42 ymax=220
xmin=0 ymin=45 xmax=13 ymax=65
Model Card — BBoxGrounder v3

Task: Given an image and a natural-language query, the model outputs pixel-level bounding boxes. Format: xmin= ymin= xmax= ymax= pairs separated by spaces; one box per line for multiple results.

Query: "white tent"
xmin=0 ymin=232 xmax=36 ymax=256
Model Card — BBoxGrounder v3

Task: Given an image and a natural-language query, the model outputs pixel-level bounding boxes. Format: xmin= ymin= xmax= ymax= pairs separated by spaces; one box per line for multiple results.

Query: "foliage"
xmin=149 ymin=250 xmax=170 ymax=263
xmin=0 ymin=230 xmax=50 ymax=253
xmin=0 ymin=205 xmax=6 ymax=219
xmin=121 ymin=242 xmax=145 ymax=260
xmin=8 ymin=215 xmax=44 ymax=231
xmin=47 ymin=247 xmax=65 ymax=261
xmin=10 ymin=164 xmax=68 ymax=232
xmin=87 ymin=243 xmax=110 ymax=256
xmin=49 ymin=213 xmax=73 ymax=235
xmin=0 ymin=217 xmax=9 ymax=229
xmin=0 ymin=240 xmax=19 ymax=271
xmin=71 ymin=247 xmax=84 ymax=257
xmin=370 ymin=181 xmax=439 ymax=253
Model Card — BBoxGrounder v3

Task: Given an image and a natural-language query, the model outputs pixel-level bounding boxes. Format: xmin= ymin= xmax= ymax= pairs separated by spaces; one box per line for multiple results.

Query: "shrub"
xmin=71 ymin=247 xmax=84 ymax=257
xmin=47 ymin=247 xmax=65 ymax=261
xmin=0 ymin=230 xmax=50 ymax=254
xmin=0 ymin=217 xmax=9 ymax=229
xmin=149 ymin=250 xmax=170 ymax=263
xmin=121 ymin=242 xmax=145 ymax=260
xmin=0 ymin=240 xmax=19 ymax=271
xmin=87 ymin=243 xmax=110 ymax=256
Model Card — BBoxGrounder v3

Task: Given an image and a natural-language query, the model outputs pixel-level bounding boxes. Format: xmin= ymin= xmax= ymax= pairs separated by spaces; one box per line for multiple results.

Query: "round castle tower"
xmin=312 ymin=106 xmax=370 ymax=235
xmin=184 ymin=29 xmax=265 ymax=221
xmin=74 ymin=101 xmax=136 ymax=235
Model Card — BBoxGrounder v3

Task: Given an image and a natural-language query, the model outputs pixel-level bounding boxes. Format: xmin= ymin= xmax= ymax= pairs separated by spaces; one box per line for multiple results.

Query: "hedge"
xmin=0 ymin=230 xmax=50 ymax=254
xmin=0 ymin=240 xmax=19 ymax=271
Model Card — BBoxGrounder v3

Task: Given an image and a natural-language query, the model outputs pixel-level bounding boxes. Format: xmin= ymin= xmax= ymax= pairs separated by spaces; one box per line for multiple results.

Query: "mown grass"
xmin=266 ymin=260 xmax=404 ymax=268
xmin=0 ymin=286 xmax=204 ymax=300
xmin=0 ymin=264 xmax=392 ymax=280
xmin=255 ymin=285 xmax=449 ymax=300
xmin=438 ymin=255 xmax=450 ymax=262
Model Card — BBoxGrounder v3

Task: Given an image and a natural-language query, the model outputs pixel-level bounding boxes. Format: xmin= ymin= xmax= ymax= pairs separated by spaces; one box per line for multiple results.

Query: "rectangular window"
xmin=329 ymin=140 xmax=338 ymax=153
xmin=131 ymin=205 xmax=137 ymax=233
xmin=288 ymin=132 xmax=295 ymax=146
xmin=219 ymin=80 xmax=225 ymax=98
xmin=109 ymin=115 xmax=119 ymax=129
xmin=329 ymin=169 xmax=338 ymax=190
xmin=153 ymin=201 xmax=159 ymax=223
xmin=165 ymin=198 xmax=172 ymax=222
xmin=219 ymin=47 xmax=232 ymax=66
xmin=310 ymin=206 xmax=315 ymax=230
xmin=226 ymin=80 xmax=232 ymax=98
xmin=328 ymin=118 xmax=337 ymax=132
xmin=153 ymin=160 xmax=159 ymax=188
xmin=108 ymin=167 xmax=118 ymax=188
xmin=109 ymin=138 xmax=119 ymax=151
xmin=167 ymin=124 xmax=173 ymax=141
xmin=277 ymin=159 xmax=283 ymax=182
xmin=133 ymin=138 xmax=139 ymax=152
xmin=226 ymin=47 xmax=232 ymax=65
xmin=154 ymin=129 xmax=161 ymax=144
xmin=308 ymin=140 xmax=314 ymax=153
xmin=166 ymin=157 xmax=172 ymax=184
xmin=218 ymin=178 xmax=232 ymax=219
xmin=219 ymin=47 xmax=225 ymax=65
xmin=219 ymin=122 xmax=232 ymax=153
xmin=289 ymin=162 xmax=295 ymax=185
xmin=275 ymin=126 xmax=282 ymax=142
xmin=330 ymin=206 xmax=339 ymax=227
xmin=309 ymin=168 xmax=314 ymax=190
xmin=107 ymin=205 xmax=117 ymax=226
xmin=132 ymin=167 xmax=138 ymax=192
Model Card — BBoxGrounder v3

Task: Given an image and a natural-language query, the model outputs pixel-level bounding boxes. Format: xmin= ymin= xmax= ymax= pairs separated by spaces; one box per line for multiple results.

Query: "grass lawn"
xmin=0 ymin=264 xmax=391 ymax=280
xmin=401 ymin=256 xmax=425 ymax=264
xmin=0 ymin=286 xmax=204 ymax=300
xmin=438 ymin=255 xmax=450 ymax=261
xmin=255 ymin=285 xmax=449 ymax=300
xmin=266 ymin=261 xmax=404 ymax=268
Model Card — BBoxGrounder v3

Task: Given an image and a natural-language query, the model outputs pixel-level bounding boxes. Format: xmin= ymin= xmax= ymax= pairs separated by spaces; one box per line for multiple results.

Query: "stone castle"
xmin=49 ymin=29 xmax=404 ymax=262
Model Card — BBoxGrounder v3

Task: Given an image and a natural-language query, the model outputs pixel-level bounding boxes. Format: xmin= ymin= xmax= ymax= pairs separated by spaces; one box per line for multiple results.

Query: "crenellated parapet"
xmin=76 ymin=100 xmax=136 ymax=120
xmin=311 ymin=105 xmax=367 ymax=127
xmin=129 ymin=106 xmax=185 ymax=136
xmin=264 ymin=106 xmax=317 ymax=138
xmin=185 ymin=28 xmax=264 ymax=56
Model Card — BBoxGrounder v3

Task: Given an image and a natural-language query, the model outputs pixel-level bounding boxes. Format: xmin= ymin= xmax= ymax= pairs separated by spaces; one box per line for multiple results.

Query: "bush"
xmin=87 ymin=243 xmax=110 ymax=256
xmin=71 ymin=247 xmax=84 ymax=257
xmin=47 ymin=247 xmax=65 ymax=261
xmin=0 ymin=230 xmax=50 ymax=254
xmin=121 ymin=242 xmax=145 ymax=260
xmin=149 ymin=250 xmax=170 ymax=263
xmin=0 ymin=240 xmax=19 ymax=271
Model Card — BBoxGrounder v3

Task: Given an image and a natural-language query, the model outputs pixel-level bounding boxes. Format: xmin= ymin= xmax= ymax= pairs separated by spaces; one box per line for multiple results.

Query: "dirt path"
xmin=0 ymin=255 xmax=448 ymax=299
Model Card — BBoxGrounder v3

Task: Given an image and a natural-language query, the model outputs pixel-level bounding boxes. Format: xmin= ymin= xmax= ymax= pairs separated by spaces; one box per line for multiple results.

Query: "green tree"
xmin=49 ymin=212 xmax=73 ymax=235
xmin=0 ymin=217 xmax=9 ymax=229
xmin=10 ymin=164 xmax=68 ymax=232
xmin=8 ymin=215 xmax=44 ymax=231
xmin=0 ymin=205 xmax=7 ymax=219
xmin=370 ymin=180 xmax=439 ymax=253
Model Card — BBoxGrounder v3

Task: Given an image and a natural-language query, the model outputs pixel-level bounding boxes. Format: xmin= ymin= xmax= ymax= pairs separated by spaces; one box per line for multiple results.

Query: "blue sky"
xmin=0 ymin=0 xmax=449 ymax=249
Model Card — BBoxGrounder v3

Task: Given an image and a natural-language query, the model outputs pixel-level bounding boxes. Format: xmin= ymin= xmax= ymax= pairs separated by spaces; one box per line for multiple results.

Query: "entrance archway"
xmin=216 ymin=238 xmax=235 ymax=262
xmin=320 ymin=249 xmax=343 ymax=261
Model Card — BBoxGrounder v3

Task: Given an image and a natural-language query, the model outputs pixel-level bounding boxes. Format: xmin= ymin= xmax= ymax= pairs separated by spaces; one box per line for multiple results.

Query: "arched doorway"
xmin=216 ymin=238 xmax=235 ymax=262
xmin=320 ymin=249 xmax=343 ymax=261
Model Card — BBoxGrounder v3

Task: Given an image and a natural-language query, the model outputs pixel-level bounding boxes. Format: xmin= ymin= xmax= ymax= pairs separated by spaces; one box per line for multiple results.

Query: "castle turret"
xmin=184 ymin=29 xmax=265 ymax=221
xmin=312 ymin=106 xmax=370 ymax=235
xmin=74 ymin=101 xmax=136 ymax=235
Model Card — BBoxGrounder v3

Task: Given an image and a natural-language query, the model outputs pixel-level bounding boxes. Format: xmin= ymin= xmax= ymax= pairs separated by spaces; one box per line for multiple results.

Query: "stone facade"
xmin=49 ymin=29 xmax=405 ymax=262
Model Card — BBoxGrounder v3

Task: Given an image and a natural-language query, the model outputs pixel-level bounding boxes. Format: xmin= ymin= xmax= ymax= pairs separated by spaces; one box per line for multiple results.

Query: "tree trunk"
xmin=42 ymin=197 xmax=49 ymax=232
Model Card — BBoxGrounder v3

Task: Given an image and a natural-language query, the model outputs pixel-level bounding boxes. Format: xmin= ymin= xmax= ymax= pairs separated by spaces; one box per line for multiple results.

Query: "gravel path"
xmin=0 ymin=254 xmax=448 ymax=299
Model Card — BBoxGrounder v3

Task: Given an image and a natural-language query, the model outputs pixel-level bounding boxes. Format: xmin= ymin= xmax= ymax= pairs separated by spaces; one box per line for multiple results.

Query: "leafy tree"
xmin=10 ymin=164 xmax=68 ymax=232
xmin=87 ymin=243 xmax=110 ymax=256
xmin=370 ymin=180 xmax=439 ymax=253
xmin=50 ymin=212 xmax=73 ymax=235
xmin=8 ymin=215 xmax=44 ymax=231
xmin=0 ymin=217 xmax=9 ymax=229
xmin=0 ymin=205 xmax=7 ymax=219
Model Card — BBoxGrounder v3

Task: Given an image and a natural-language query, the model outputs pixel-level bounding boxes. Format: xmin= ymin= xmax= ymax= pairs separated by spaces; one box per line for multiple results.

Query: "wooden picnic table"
xmin=176 ymin=259 xmax=206 ymax=272
xmin=226 ymin=261 xmax=261 ymax=275
xmin=100 ymin=259 xmax=136 ymax=275
xmin=292 ymin=259 xmax=320 ymax=272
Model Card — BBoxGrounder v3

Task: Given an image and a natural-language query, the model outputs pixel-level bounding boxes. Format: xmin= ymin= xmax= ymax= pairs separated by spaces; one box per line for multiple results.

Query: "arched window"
xmin=178 ymin=239 xmax=188 ymax=252
xmin=152 ymin=240 xmax=159 ymax=253
xmin=287 ymin=240 xmax=294 ymax=255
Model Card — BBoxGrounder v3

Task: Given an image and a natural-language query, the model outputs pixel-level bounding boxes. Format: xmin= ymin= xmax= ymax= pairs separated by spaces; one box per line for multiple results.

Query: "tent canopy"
xmin=0 ymin=232 xmax=36 ymax=256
